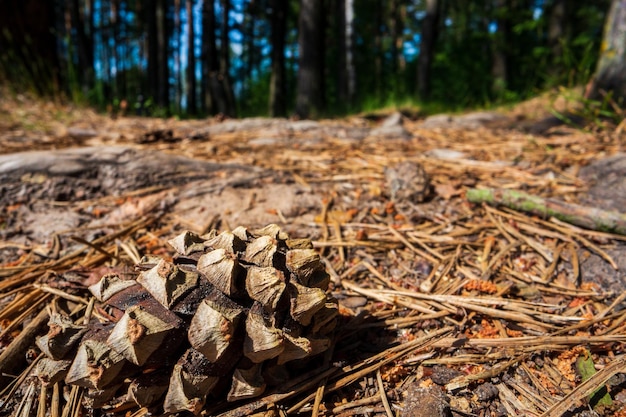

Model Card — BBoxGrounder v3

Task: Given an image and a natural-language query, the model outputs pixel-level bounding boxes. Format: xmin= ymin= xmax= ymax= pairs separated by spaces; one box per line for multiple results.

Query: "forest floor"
xmin=1 ymin=91 xmax=626 ymax=417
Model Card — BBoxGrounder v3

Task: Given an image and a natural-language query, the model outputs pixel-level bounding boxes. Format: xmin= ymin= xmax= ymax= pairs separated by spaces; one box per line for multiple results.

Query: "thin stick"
xmin=376 ymin=369 xmax=394 ymax=417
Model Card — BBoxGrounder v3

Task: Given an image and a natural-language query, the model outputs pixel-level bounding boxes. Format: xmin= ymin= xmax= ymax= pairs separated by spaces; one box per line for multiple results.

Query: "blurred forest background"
xmin=0 ymin=0 xmax=619 ymax=119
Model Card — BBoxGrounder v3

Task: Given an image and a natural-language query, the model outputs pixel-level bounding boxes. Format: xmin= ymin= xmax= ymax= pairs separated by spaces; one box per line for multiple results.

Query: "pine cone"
xmin=33 ymin=224 xmax=338 ymax=414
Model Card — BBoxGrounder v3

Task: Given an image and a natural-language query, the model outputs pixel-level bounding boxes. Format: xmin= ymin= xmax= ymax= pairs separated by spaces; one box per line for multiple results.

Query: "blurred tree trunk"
xmin=345 ymin=0 xmax=355 ymax=104
xmin=296 ymin=0 xmax=324 ymax=118
xmin=220 ymin=0 xmax=237 ymax=116
xmin=111 ymin=0 xmax=122 ymax=98
xmin=187 ymin=0 xmax=197 ymax=114
xmin=201 ymin=0 xmax=218 ymax=114
xmin=491 ymin=0 xmax=509 ymax=96
xmin=269 ymin=0 xmax=288 ymax=117
xmin=70 ymin=0 xmax=94 ymax=94
xmin=147 ymin=1 xmax=158 ymax=106
xmin=417 ymin=0 xmax=440 ymax=100
xmin=174 ymin=0 xmax=182 ymax=113
xmin=389 ymin=0 xmax=404 ymax=75
xmin=243 ymin=0 xmax=257 ymax=98
xmin=157 ymin=0 xmax=169 ymax=110
xmin=547 ymin=0 xmax=567 ymax=72
xmin=586 ymin=0 xmax=626 ymax=103
xmin=4 ymin=0 xmax=61 ymax=94
xmin=374 ymin=0 xmax=383 ymax=99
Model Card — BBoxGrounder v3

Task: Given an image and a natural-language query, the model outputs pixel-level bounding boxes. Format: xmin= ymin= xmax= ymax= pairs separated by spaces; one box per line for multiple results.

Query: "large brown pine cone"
xmin=33 ymin=224 xmax=338 ymax=414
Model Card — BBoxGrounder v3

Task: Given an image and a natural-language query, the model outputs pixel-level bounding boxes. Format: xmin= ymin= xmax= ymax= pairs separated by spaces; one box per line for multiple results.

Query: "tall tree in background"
xmin=269 ymin=0 xmax=288 ymax=117
xmin=201 ymin=0 xmax=218 ymax=114
xmin=70 ymin=0 xmax=94 ymax=94
xmin=335 ymin=0 xmax=355 ymax=107
xmin=187 ymin=0 xmax=197 ymax=114
xmin=587 ymin=0 xmax=626 ymax=103
xmin=220 ymin=0 xmax=237 ymax=116
xmin=174 ymin=0 xmax=182 ymax=113
xmin=0 ymin=0 xmax=60 ymax=94
xmin=417 ymin=0 xmax=441 ymax=100
xmin=491 ymin=0 xmax=509 ymax=95
xmin=295 ymin=0 xmax=324 ymax=118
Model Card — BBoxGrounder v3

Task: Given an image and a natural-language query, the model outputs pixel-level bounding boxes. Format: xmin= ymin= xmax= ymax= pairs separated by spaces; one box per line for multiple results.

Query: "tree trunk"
xmin=157 ymin=0 xmax=169 ymax=110
xmin=187 ymin=0 xmax=197 ymax=115
xmin=201 ymin=0 xmax=218 ymax=114
xmin=174 ymin=0 xmax=182 ymax=113
xmin=0 ymin=0 xmax=61 ymax=94
xmin=295 ymin=0 xmax=324 ymax=119
xmin=70 ymin=0 xmax=94 ymax=94
xmin=491 ymin=0 xmax=509 ymax=96
xmin=147 ymin=0 xmax=158 ymax=107
xmin=417 ymin=0 xmax=440 ymax=100
xmin=586 ymin=0 xmax=626 ymax=103
xmin=345 ymin=0 xmax=355 ymax=103
xmin=220 ymin=0 xmax=237 ymax=117
xmin=547 ymin=0 xmax=566 ymax=68
xmin=269 ymin=0 xmax=288 ymax=117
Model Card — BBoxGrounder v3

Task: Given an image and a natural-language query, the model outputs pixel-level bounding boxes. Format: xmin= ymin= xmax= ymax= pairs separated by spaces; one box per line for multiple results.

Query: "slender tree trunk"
xmin=147 ymin=0 xmax=158 ymax=106
xmin=269 ymin=0 xmax=288 ymax=117
xmin=202 ymin=0 xmax=217 ymax=114
xmin=417 ymin=0 xmax=440 ymax=100
xmin=187 ymin=0 xmax=197 ymax=114
xmin=243 ymin=1 xmax=256 ymax=97
xmin=374 ymin=0 xmax=383 ymax=100
xmin=174 ymin=0 xmax=182 ymax=113
xmin=220 ymin=0 xmax=236 ymax=116
xmin=111 ymin=0 xmax=121 ymax=98
xmin=491 ymin=0 xmax=509 ymax=96
xmin=389 ymin=0 xmax=399 ymax=75
xmin=157 ymin=0 xmax=169 ymax=110
xmin=295 ymin=0 xmax=324 ymax=118
xmin=547 ymin=0 xmax=566 ymax=66
xmin=345 ymin=0 xmax=355 ymax=103
xmin=70 ymin=0 xmax=94 ymax=94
